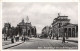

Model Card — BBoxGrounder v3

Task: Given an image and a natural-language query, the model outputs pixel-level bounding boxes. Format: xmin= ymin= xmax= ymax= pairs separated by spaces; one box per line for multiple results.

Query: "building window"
xmin=58 ymin=23 xmax=62 ymax=28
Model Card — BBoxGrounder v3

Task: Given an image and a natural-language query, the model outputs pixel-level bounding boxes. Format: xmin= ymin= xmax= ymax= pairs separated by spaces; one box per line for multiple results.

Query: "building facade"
xmin=42 ymin=26 xmax=49 ymax=35
xmin=17 ymin=17 xmax=37 ymax=37
xmin=41 ymin=26 xmax=52 ymax=38
xmin=52 ymin=13 xmax=78 ymax=38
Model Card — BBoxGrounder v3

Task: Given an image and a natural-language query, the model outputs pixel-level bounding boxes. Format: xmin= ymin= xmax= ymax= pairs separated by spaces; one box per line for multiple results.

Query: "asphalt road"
xmin=9 ymin=38 xmax=78 ymax=49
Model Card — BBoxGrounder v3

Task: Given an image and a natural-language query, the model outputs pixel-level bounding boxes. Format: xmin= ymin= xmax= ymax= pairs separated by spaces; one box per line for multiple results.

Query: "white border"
xmin=0 ymin=1 xmax=2 ymax=51
xmin=0 ymin=0 xmax=79 ymax=51
xmin=1 ymin=0 xmax=79 ymax=2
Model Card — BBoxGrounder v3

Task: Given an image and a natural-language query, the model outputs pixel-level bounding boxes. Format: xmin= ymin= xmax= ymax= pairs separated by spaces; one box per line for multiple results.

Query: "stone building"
xmin=17 ymin=16 xmax=37 ymax=37
xmin=52 ymin=13 xmax=78 ymax=38
xmin=42 ymin=26 xmax=50 ymax=35
xmin=41 ymin=26 xmax=52 ymax=38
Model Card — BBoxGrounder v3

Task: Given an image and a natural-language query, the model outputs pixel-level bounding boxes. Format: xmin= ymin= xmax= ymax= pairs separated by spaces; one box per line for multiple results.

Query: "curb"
xmin=59 ymin=39 xmax=78 ymax=43
xmin=66 ymin=40 xmax=78 ymax=43
xmin=3 ymin=42 xmax=24 ymax=49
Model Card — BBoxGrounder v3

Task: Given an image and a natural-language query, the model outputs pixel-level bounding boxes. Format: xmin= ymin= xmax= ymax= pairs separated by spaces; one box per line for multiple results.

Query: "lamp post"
xmin=57 ymin=13 xmax=61 ymax=40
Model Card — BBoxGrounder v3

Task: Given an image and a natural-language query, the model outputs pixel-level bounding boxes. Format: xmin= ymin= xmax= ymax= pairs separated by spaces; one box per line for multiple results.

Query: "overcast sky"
xmin=2 ymin=2 xmax=78 ymax=34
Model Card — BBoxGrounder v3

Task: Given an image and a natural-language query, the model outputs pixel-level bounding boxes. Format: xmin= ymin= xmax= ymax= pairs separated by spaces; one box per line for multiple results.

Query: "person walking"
xmin=52 ymin=35 xmax=54 ymax=39
xmin=11 ymin=37 xmax=14 ymax=43
xmin=62 ymin=37 xmax=65 ymax=43
xmin=23 ymin=37 xmax=26 ymax=42
xmin=56 ymin=36 xmax=58 ymax=40
xmin=21 ymin=35 xmax=24 ymax=41
xmin=15 ymin=36 xmax=17 ymax=42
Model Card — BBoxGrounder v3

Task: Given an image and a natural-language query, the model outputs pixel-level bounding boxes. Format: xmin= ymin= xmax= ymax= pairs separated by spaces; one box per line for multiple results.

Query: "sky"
xmin=2 ymin=2 xmax=78 ymax=34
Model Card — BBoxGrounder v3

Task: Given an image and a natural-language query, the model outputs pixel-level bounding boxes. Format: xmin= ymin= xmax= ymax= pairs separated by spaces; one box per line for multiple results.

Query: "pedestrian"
xmin=4 ymin=37 xmax=5 ymax=41
xmin=11 ymin=37 xmax=14 ymax=43
xmin=15 ymin=36 xmax=17 ymax=42
xmin=23 ymin=37 xmax=25 ymax=42
xmin=17 ymin=37 xmax=19 ymax=41
xmin=56 ymin=36 xmax=58 ymax=40
xmin=52 ymin=36 xmax=54 ymax=39
xmin=22 ymin=36 xmax=24 ymax=41
xmin=6 ymin=37 xmax=7 ymax=40
xmin=62 ymin=37 xmax=65 ymax=43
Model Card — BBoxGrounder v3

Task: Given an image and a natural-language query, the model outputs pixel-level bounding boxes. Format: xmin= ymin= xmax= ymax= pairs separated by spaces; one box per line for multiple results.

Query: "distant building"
xmin=52 ymin=13 xmax=78 ymax=38
xmin=2 ymin=23 xmax=11 ymax=37
xmin=17 ymin=16 xmax=37 ymax=37
xmin=41 ymin=26 xmax=52 ymax=38
xmin=42 ymin=26 xmax=50 ymax=35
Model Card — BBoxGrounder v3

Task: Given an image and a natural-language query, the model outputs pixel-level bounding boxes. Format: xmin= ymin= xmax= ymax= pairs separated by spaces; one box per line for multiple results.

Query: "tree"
xmin=18 ymin=26 xmax=22 ymax=36
xmin=2 ymin=27 xmax=6 ymax=34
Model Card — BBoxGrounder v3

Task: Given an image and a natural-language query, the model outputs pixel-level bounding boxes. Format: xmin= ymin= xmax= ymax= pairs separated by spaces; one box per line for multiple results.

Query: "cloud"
xmin=2 ymin=2 xmax=78 ymax=33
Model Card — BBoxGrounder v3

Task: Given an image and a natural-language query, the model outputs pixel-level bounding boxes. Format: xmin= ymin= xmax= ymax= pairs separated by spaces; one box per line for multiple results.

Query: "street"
xmin=8 ymin=38 xmax=78 ymax=49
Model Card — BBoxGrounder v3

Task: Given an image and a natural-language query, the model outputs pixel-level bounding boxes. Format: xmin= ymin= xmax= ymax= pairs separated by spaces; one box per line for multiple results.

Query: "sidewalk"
xmin=3 ymin=41 xmax=24 ymax=49
xmin=29 ymin=37 xmax=40 ymax=40
xmin=65 ymin=38 xmax=78 ymax=43
xmin=2 ymin=39 xmax=11 ymax=46
xmin=59 ymin=37 xmax=78 ymax=43
xmin=2 ymin=41 xmax=11 ymax=46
